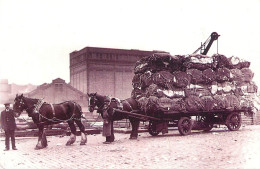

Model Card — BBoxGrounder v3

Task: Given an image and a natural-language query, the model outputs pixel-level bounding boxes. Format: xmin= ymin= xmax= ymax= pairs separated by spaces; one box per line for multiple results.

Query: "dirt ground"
xmin=1 ymin=125 xmax=260 ymax=169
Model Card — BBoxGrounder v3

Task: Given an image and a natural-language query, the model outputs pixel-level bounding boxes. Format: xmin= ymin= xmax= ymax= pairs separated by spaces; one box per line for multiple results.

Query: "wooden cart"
xmin=114 ymin=108 xmax=251 ymax=136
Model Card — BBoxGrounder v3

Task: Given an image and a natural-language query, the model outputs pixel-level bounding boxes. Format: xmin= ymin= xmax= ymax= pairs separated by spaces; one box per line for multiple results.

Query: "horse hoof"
xmin=103 ymin=141 xmax=112 ymax=144
xmin=80 ymin=142 xmax=86 ymax=145
xmin=129 ymin=137 xmax=137 ymax=140
xmin=66 ymin=142 xmax=72 ymax=146
xmin=35 ymin=146 xmax=43 ymax=150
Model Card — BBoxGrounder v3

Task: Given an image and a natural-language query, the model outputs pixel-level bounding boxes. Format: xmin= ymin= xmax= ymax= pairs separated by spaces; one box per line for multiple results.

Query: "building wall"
xmin=70 ymin=47 xmax=157 ymax=99
xmin=0 ymin=79 xmax=11 ymax=104
xmin=27 ymin=79 xmax=88 ymax=108
xmin=86 ymin=63 xmax=133 ymax=98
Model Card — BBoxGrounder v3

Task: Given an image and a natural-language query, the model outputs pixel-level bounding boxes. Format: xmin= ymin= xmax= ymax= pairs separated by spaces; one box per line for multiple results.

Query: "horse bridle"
xmin=15 ymin=97 xmax=26 ymax=112
xmin=89 ymin=95 xmax=110 ymax=112
xmin=15 ymin=96 xmax=38 ymax=115
xmin=88 ymin=96 xmax=98 ymax=111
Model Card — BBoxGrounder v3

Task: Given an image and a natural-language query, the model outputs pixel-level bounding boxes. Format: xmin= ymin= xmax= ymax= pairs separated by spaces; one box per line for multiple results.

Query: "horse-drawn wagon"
xmin=88 ymin=92 xmax=253 ymax=142
xmin=88 ymin=52 xmax=259 ymax=142
xmin=113 ymin=107 xmax=251 ymax=136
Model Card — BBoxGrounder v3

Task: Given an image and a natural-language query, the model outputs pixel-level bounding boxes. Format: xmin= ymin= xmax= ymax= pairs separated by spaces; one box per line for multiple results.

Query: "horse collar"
xmin=33 ymin=99 xmax=44 ymax=113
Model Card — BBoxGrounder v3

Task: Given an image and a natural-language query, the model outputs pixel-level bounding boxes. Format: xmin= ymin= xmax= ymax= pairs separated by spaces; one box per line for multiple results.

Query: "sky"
xmin=0 ymin=0 xmax=260 ymax=86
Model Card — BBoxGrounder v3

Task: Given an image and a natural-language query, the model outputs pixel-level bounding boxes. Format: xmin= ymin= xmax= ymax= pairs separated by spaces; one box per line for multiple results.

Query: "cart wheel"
xmin=226 ymin=112 xmax=241 ymax=131
xmin=148 ymin=121 xmax=160 ymax=136
xmin=200 ymin=116 xmax=214 ymax=132
xmin=178 ymin=117 xmax=192 ymax=136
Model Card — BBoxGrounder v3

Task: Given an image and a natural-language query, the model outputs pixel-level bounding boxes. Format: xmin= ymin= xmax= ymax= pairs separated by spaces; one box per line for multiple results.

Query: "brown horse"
xmin=88 ymin=93 xmax=141 ymax=143
xmin=13 ymin=94 xmax=87 ymax=149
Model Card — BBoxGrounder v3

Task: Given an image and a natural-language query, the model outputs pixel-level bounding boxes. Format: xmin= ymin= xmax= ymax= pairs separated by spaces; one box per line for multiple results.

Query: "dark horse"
xmin=13 ymin=94 xmax=87 ymax=149
xmin=88 ymin=93 xmax=140 ymax=143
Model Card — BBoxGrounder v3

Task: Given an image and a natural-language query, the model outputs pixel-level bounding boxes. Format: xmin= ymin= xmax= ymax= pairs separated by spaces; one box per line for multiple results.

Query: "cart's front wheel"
xmin=178 ymin=117 xmax=192 ymax=136
xmin=226 ymin=112 xmax=241 ymax=131
xmin=148 ymin=121 xmax=160 ymax=136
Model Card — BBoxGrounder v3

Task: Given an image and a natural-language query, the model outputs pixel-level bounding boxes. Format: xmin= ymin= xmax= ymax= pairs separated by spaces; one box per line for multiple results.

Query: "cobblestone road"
xmin=1 ymin=125 xmax=260 ymax=169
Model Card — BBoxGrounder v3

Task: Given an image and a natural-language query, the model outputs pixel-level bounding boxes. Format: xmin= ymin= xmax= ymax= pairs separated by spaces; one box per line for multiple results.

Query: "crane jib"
xmin=193 ymin=32 xmax=220 ymax=55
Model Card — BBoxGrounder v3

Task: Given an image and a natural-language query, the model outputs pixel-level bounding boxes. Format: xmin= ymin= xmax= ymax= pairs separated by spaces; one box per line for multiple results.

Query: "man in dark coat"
xmin=0 ymin=103 xmax=17 ymax=151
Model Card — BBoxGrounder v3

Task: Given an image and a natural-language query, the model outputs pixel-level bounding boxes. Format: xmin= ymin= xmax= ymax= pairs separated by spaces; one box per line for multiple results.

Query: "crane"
xmin=193 ymin=32 xmax=220 ymax=55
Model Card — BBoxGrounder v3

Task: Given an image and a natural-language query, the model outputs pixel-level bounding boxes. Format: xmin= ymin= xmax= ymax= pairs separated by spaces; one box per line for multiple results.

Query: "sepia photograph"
xmin=1 ymin=0 xmax=260 ymax=168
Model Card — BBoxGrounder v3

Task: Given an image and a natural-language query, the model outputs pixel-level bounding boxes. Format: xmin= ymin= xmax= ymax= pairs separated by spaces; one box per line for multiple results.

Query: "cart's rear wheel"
xmin=178 ymin=117 xmax=192 ymax=136
xmin=148 ymin=121 xmax=160 ymax=136
xmin=226 ymin=112 xmax=241 ymax=131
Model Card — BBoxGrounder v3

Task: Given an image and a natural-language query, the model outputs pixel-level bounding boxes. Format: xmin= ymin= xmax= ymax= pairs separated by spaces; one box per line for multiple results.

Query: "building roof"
xmin=70 ymin=46 xmax=166 ymax=58
xmin=28 ymin=78 xmax=86 ymax=96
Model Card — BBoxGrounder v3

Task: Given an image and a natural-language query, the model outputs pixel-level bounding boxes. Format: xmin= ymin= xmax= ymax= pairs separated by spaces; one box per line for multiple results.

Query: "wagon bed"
xmin=113 ymin=107 xmax=252 ymax=136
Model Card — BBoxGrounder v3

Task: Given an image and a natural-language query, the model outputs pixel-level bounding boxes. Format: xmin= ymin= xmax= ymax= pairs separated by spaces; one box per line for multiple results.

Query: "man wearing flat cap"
xmin=1 ymin=103 xmax=17 ymax=151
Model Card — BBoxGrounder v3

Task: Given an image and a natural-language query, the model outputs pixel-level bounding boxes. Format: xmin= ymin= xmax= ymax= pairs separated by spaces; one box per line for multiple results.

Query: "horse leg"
xmin=41 ymin=130 xmax=48 ymax=148
xmin=35 ymin=125 xmax=47 ymax=150
xmin=75 ymin=120 xmax=87 ymax=145
xmin=129 ymin=118 xmax=140 ymax=139
xmin=66 ymin=121 xmax=77 ymax=146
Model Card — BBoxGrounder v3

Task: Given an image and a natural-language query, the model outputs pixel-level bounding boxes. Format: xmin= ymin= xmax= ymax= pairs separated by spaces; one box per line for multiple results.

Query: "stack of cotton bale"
xmin=131 ymin=53 xmax=259 ymax=116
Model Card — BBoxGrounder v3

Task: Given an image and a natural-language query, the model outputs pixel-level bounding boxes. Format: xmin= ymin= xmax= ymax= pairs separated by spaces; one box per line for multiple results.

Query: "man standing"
xmin=0 ymin=103 xmax=17 ymax=151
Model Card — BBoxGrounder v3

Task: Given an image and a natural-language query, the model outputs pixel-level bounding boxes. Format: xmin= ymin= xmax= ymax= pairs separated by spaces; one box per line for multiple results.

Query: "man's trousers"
xmin=4 ymin=129 xmax=16 ymax=149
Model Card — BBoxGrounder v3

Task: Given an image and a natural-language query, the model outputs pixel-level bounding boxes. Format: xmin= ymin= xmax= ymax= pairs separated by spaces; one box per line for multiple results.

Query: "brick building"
xmin=70 ymin=46 xmax=160 ymax=99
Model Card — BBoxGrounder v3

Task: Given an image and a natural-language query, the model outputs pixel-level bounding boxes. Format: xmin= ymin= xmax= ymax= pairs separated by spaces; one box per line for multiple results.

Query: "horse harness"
xmin=94 ymin=95 xmax=111 ymax=113
xmin=110 ymin=97 xmax=124 ymax=110
xmin=123 ymin=99 xmax=133 ymax=111
xmin=109 ymin=97 xmax=134 ymax=114
xmin=91 ymin=95 xmax=133 ymax=118
xmin=33 ymin=99 xmax=78 ymax=123
xmin=32 ymin=98 xmax=43 ymax=114
xmin=50 ymin=104 xmax=56 ymax=118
